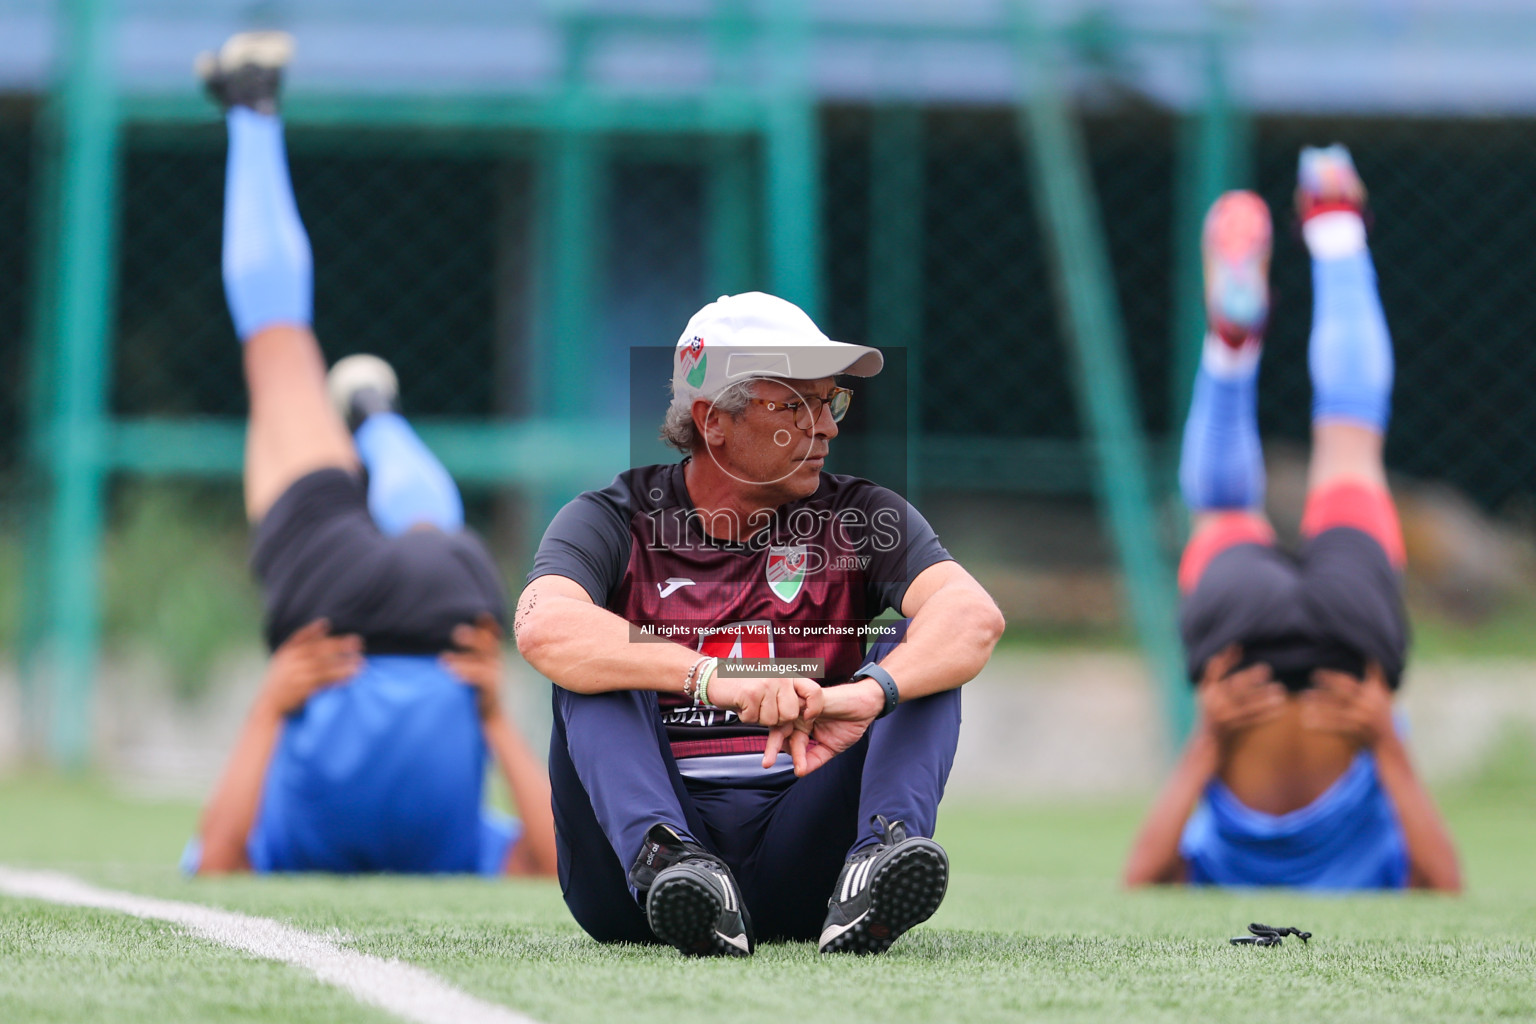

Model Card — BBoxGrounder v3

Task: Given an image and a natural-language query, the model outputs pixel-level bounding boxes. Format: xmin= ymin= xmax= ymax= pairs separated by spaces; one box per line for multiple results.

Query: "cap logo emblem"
xmin=681 ymin=336 xmax=708 ymax=389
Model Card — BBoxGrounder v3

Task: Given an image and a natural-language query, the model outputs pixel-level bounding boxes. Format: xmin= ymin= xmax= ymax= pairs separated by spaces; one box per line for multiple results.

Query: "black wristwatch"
xmin=850 ymin=662 xmax=899 ymax=719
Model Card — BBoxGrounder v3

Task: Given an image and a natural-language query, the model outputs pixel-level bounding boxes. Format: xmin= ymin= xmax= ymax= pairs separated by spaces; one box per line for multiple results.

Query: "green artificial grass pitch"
xmin=2 ymin=748 xmax=1534 ymax=1024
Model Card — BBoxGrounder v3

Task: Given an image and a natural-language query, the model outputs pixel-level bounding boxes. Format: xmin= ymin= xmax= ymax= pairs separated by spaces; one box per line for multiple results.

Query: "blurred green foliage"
xmin=96 ymin=482 xmax=261 ymax=698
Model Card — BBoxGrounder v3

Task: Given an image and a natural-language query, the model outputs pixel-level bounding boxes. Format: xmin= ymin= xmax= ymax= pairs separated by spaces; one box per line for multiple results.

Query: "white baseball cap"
xmin=671 ymin=292 xmax=883 ymax=410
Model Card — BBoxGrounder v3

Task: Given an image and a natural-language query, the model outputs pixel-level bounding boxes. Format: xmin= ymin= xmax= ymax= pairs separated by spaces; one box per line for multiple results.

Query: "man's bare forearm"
xmin=1374 ymin=733 xmax=1462 ymax=892
xmin=515 ymin=577 xmax=700 ymax=695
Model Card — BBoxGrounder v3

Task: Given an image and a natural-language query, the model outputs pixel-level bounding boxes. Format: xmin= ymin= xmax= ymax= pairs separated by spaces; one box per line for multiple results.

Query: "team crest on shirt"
xmin=766 ymin=545 xmax=809 ymax=603
xmin=680 ymin=336 xmax=708 ymax=389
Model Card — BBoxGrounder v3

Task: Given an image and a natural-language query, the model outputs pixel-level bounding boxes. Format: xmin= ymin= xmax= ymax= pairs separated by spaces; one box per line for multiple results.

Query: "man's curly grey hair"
xmin=660 ymin=378 xmax=758 ymax=453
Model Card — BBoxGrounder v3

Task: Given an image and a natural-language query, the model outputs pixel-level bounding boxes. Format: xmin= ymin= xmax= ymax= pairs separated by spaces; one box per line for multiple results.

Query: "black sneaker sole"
xmin=647 ymin=873 xmax=750 ymax=958
xmin=821 ymin=840 xmax=948 ymax=955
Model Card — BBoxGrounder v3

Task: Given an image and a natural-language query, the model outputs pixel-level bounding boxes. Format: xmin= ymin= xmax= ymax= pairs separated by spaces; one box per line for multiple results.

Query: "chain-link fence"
xmin=1252 ymin=117 xmax=1536 ymax=511
xmin=10 ymin=58 xmax=1536 ymax=737
xmin=0 ymin=108 xmax=32 ymax=497
xmin=118 ymin=126 xmax=506 ymax=419
xmin=106 ymin=121 xmax=1167 ymax=444
xmin=66 ymin=111 xmax=1175 ymax=510
xmin=76 ymin=111 xmax=1536 ymax=505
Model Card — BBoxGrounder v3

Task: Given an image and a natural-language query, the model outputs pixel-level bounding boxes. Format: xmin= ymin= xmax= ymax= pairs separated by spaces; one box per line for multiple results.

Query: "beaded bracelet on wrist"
xmin=682 ymin=655 xmax=710 ymax=702
xmin=695 ymin=659 xmax=719 ymax=708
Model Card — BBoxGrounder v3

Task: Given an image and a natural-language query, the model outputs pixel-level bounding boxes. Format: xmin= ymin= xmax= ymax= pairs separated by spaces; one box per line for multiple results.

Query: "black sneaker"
xmin=327 ymin=354 xmax=400 ymax=433
xmin=195 ymin=31 xmax=294 ymax=115
xmin=818 ymin=816 xmax=948 ymax=955
xmin=630 ymin=825 xmax=753 ymax=958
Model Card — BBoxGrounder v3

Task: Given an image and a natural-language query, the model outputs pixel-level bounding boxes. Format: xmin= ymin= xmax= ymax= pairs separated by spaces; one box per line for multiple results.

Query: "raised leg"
xmin=1178 ymin=191 xmax=1277 ymax=592
xmin=1295 ymin=145 xmax=1403 ymax=562
xmin=356 ymin=411 xmax=464 ymax=535
xmin=209 ymin=42 xmax=356 ymax=522
xmin=242 ymin=328 xmax=357 ymax=523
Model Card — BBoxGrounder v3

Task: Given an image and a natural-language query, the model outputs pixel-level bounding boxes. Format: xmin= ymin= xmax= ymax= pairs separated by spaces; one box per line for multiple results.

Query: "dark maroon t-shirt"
xmin=529 ymin=461 xmax=951 ymax=773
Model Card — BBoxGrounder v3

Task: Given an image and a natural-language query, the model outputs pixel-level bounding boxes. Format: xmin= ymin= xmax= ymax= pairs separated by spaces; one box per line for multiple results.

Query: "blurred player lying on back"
xmin=1124 ymin=147 xmax=1459 ymax=891
xmin=183 ymin=33 xmax=555 ymax=878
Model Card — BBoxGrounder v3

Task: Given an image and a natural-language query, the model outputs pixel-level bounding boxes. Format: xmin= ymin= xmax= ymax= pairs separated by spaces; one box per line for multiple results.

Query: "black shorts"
xmin=1179 ymin=527 xmax=1409 ymax=692
xmin=252 ymin=468 xmax=507 ymax=653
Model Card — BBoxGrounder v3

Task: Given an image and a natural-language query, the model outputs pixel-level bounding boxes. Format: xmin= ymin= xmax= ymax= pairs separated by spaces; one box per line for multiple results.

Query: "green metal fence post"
xmin=521 ymin=12 xmax=609 ymax=556
xmin=33 ymin=0 xmax=122 ymax=767
xmin=763 ymin=2 xmax=821 ymax=319
xmin=541 ymin=15 xmax=605 ymax=424
xmin=866 ymin=106 xmax=926 ymax=499
xmin=1012 ymin=16 xmax=1192 ymax=746
xmin=1169 ymin=30 xmax=1249 ymax=472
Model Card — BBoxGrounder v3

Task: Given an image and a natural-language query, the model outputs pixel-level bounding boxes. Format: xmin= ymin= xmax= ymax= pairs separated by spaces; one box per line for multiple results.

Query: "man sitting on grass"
xmin=1124 ymin=148 xmax=1459 ymax=891
xmin=183 ymin=32 xmax=554 ymax=878
xmin=517 ymin=292 xmax=1004 ymax=957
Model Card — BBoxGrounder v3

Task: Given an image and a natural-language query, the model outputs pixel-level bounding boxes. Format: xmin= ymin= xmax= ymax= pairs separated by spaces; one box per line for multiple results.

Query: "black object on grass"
xmin=1230 ymin=934 xmax=1283 ymax=947
xmin=1232 ymin=923 xmax=1313 ymax=947
xmin=1249 ymin=923 xmax=1311 ymax=943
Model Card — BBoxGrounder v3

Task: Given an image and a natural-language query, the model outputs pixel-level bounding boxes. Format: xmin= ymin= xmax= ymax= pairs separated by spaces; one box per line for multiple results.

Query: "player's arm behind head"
xmin=195 ymin=621 xmax=362 ymax=874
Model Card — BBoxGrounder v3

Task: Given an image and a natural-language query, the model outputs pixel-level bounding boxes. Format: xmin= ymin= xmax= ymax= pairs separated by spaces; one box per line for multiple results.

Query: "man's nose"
xmin=812 ymin=402 xmax=839 ymax=440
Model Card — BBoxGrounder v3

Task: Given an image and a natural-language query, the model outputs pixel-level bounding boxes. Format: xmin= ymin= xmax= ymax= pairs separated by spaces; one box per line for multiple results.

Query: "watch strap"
xmin=851 ymin=662 xmax=899 ymax=719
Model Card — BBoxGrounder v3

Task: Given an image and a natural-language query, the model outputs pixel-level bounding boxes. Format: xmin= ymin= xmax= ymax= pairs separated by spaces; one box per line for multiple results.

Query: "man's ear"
xmin=695 ymin=398 xmax=728 ymax=448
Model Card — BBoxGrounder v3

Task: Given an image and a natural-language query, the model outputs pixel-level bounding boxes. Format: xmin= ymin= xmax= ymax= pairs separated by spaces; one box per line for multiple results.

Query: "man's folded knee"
xmin=553 ymin=685 xmax=661 ymax=722
xmin=889 ymin=685 xmax=962 ymax=718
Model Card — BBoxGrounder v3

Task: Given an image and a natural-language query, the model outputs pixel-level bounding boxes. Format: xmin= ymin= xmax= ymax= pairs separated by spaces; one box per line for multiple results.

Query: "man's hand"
xmin=258 ymin=619 xmax=362 ymax=717
xmin=1300 ymin=661 xmax=1394 ymax=750
xmin=765 ymin=677 xmax=884 ymax=777
xmin=707 ymin=673 xmax=824 ymax=729
xmin=441 ymin=614 xmax=507 ymax=722
xmin=1195 ymin=645 xmax=1285 ymax=748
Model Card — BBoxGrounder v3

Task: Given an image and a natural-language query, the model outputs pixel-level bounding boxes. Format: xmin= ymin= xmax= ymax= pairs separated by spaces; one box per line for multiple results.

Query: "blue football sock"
xmin=1179 ymin=336 xmax=1265 ymax=512
xmin=222 ymin=107 xmax=312 ymax=341
xmin=354 ymin=412 xmax=464 ymax=536
xmin=1306 ymin=213 xmax=1393 ymax=431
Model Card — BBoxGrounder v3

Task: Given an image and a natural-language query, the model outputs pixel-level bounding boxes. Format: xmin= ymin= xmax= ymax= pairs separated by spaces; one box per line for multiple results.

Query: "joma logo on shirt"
xmin=656 ymin=577 xmax=695 ymax=598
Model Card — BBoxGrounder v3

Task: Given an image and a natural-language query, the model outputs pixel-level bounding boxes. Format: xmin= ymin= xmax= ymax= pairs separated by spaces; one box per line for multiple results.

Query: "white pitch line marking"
xmin=0 ymin=866 xmax=540 ymax=1024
